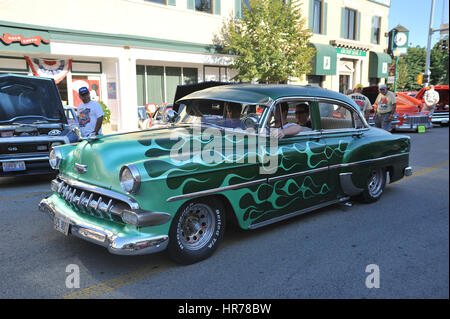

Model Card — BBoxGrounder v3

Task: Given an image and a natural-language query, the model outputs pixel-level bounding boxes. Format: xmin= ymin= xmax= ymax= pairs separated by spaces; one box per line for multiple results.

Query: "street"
xmin=0 ymin=127 xmax=448 ymax=299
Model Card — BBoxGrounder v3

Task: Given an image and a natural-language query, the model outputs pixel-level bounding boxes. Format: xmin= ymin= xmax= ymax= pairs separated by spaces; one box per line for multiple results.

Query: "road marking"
xmin=63 ymin=263 xmax=174 ymax=299
xmin=63 ymin=159 xmax=449 ymax=298
xmin=393 ymin=160 xmax=449 ymax=184
xmin=0 ymin=191 xmax=51 ymax=202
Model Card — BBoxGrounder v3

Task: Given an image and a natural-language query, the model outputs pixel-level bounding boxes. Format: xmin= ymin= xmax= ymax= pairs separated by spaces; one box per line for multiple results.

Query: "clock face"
xmin=394 ymin=32 xmax=407 ymax=47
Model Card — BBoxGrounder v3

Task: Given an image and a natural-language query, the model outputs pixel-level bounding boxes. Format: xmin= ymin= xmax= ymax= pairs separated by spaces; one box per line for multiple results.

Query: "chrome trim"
xmin=74 ymin=163 xmax=87 ymax=174
xmin=58 ymin=174 xmax=140 ymax=210
xmin=328 ymin=153 xmax=409 ymax=170
xmin=0 ymin=156 xmax=49 ymax=163
xmin=248 ymin=196 xmax=350 ymax=229
xmin=404 ymin=166 xmax=413 ymax=176
xmin=39 ymin=198 xmax=169 ymax=256
xmin=339 ymin=172 xmax=364 ymax=196
xmin=0 ymin=135 xmax=69 ymax=144
xmin=166 ymin=178 xmax=267 ymax=202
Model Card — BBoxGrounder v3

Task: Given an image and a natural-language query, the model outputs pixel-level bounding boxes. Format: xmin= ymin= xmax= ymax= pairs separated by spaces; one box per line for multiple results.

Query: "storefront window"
xmin=136 ymin=65 xmax=146 ymax=106
xmin=146 ymin=0 xmax=166 ymax=4
xmin=339 ymin=74 xmax=350 ymax=94
xmin=183 ymin=68 xmax=198 ymax=84
xmin=166 ymin=67 xmax=181 ymax=105
xmin=307 ymin=75 xmax=323 ymax=87
xmin=146 ymin=66 xmax=165 ymax=106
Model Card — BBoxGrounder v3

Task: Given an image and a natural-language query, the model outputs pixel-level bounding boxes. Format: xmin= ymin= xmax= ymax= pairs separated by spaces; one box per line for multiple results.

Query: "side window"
xmin=319 ymin=102 xmax=356 ymax=130
xmin=268 ymin=101 xmax=315 ymax=135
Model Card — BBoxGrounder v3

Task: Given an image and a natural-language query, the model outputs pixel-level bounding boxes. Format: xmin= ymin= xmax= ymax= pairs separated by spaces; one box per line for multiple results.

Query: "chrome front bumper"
xmin=39 ymin=197 xmax=169 ymax=255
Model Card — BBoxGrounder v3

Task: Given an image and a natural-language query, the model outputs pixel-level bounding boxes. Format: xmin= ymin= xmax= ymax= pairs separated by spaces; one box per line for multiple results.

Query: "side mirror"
xmin=166 ymin=109 xmax=178 ymax=123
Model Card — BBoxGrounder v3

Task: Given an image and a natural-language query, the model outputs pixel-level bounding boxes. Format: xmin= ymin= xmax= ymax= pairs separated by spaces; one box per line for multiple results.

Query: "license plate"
xmin=2 ymin=161 xmax=26 ymax=172
xmin=54 ymin=214 xmax=70 ymax=236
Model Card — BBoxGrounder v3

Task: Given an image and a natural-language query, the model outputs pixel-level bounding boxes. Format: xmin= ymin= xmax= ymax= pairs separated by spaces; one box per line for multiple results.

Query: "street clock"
xmin=388 ymin=25 xmax=409 ymax=56
xmin=394 ymin=32 xmax=407 ymax=47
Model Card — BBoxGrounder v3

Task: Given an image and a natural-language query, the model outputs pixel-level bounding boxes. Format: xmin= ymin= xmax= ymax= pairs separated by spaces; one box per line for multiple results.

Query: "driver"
xmin=223 ymin=102 xmax=243 ymax=128
xmin=271 ymin=102 xmax=302 ymax=138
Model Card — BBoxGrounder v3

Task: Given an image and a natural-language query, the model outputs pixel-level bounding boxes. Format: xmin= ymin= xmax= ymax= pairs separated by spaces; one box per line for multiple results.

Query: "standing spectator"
xmin=373 ymin=84 xmax=396 ymax=131
xmin=423 ymin=85 xmax=440 ymax=114
xmin=349 ymin=84 xmax=373 ymax=121
xmin=77 ymin=87 xmax=104 ymax=137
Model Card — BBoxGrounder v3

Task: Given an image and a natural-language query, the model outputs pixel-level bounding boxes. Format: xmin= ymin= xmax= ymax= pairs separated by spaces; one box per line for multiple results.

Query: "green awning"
xmin=369 ymin=51 xmax=392 ymax=78
xmin=309 ymin=43 xmax=337 ymax=76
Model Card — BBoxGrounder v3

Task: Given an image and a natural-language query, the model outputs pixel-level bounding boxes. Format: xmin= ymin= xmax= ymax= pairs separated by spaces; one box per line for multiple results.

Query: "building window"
xmin=196 ymin=0 xmax=212 ymax=13
xmin=343 ymin=8 xmax=357 ymax=40
xmin=371 ymin=16 xmax=381 ymax=44
xmin=312 ymin=0 xmax=322 ymax=34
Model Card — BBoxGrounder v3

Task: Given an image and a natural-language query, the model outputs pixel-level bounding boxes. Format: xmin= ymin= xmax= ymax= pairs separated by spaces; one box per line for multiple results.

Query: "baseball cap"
xmin=379 ymin=84 xmax=387 ymax=90
xmin=78 ymin=87 xmax=89 ymax=95
xmin=354 ymin=84 xmax=363 ymax=90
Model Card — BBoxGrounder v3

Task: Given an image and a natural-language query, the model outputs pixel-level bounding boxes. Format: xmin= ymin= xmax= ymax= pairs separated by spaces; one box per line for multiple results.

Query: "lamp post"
xmin=424 ymin=0 xmax=435 ymax=87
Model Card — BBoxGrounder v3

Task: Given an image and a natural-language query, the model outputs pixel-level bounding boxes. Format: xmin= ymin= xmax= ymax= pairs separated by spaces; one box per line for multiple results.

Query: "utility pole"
xmin=424 ymin=0 xmax=435 ymax=87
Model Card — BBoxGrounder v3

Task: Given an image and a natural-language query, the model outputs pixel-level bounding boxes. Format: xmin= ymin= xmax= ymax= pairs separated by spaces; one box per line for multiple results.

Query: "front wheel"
xmin=168 ymin=198 xmax=226 ymax=264
xmin=360 ymin=168 xmax=387 ymax=203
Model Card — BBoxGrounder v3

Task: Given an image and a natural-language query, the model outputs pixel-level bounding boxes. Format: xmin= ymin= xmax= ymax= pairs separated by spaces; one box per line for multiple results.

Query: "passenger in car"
xmin=295 ymin=103 xmax=312 ymax=132
xmin=271 ymin=102 xmax=302 ymax=138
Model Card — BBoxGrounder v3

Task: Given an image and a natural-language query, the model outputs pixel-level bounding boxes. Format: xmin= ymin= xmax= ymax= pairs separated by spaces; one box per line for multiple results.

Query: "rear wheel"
xmin=360 ymin=168 xmax=387 ymax=203
xmin=168 ymin=198 xmax=225 ymax=264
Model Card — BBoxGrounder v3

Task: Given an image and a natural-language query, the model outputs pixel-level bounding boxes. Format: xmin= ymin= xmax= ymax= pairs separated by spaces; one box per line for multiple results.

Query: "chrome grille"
xmin=53 ymin=179 xmax=124 ymax=223
xmin=408 ymin=116 xmax=429 ymax=125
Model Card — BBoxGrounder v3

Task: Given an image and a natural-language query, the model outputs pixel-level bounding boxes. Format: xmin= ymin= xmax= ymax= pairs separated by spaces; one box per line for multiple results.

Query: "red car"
xmin=394 ymin=92 xmax=432 ymax=131
xmin=415 ymin=85 xmax=449 ymax=126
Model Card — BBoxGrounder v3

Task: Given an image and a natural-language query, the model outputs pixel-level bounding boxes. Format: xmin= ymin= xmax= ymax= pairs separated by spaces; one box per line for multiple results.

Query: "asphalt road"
xmin=0 ymin=127 xmax=448 ymax=299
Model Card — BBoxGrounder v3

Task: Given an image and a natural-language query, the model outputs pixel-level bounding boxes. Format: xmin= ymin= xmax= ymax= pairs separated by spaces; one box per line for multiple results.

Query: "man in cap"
xmin=77 ymin=86 xmax=104 ymax=137
xmin=349 ymin=84 xmax=372 ymax=121
xmin=423 ymin=85 xmax=440 ymax=114
xmin=373 ymin=84 xmax=396 ymax=131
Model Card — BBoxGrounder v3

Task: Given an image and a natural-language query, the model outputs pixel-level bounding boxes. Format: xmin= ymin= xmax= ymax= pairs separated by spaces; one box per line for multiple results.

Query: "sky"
xmin=388 ymin=0 xmax=449 ymax=48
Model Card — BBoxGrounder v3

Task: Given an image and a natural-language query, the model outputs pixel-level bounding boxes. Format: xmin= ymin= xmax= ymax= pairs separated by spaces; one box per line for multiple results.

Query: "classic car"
xmin=64 ymin=105 xmax=79 ymax=128
xmin=415 ymin=85 xmax=449 ymax=126
xmin=0 ymin=74 xmax=81 ymax=177
xmin=392 ymin=92 xmax=432 ymax=131
xmin=39 ymin=84 xmax=412 ymax=264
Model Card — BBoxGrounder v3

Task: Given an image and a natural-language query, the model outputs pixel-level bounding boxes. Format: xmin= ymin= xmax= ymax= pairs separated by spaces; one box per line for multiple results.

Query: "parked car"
xmin=0 ymin=74 xmax=81 ymax=177
xmin=415 ymin=85 xmax=449 ymax=126
xmin=392 ymin=92 xmax=432 ymax=131
xmin=64 ymin=105 xmax=79 ymax=128
xmin=39 ymin=84 xmax=412 ymax=264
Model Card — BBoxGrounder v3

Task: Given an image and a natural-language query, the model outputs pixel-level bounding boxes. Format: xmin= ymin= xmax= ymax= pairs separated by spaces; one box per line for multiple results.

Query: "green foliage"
xmin=216 ymin=0 xmax=315 ymax=83
xmin=396 ymin=38 xmax=449 ymax=91
xmin=98 ymin=101 xmax=111 ymax=124
xmin=396 ymin=58 xmax=409 ymax=91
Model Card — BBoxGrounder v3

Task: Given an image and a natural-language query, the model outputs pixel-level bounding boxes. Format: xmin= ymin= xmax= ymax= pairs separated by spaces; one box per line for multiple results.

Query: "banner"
xmin=24 ymin=56 xmax=72 ymax=84
xmin=0 ymin=33 xmax=50 ymax=46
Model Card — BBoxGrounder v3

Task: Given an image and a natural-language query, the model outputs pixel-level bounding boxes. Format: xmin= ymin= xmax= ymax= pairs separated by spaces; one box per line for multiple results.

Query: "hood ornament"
xmin=75 ymin=163 xmax=88 ymax=174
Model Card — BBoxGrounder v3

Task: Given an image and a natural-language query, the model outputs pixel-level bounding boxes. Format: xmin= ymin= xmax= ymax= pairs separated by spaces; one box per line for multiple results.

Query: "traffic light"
xmin=417 ymin=74 xmax=423 ymax=85
xmin=439 ymin=38 xmax=448 ymax=52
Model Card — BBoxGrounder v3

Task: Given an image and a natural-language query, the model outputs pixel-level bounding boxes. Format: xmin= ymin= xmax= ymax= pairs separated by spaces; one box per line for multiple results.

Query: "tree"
xmin=396 ymin=58 xmax=409 ymax=91
xmin=430 ymin=36 xmax=449 ymax=85
xmin=216 ymin=0 xmax=315 ymax=83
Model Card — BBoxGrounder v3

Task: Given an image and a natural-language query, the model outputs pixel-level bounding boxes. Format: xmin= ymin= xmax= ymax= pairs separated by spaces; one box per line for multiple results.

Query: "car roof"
xmin=177 ymin=84 xmax=357 ymax=107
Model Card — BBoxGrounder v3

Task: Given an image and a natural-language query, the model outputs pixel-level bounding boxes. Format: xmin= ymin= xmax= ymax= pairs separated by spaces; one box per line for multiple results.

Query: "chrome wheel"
xmin=368 ymin=168 xmax=384 ymax=198
xmin=177 ymin=203 xmax=216 ymax=250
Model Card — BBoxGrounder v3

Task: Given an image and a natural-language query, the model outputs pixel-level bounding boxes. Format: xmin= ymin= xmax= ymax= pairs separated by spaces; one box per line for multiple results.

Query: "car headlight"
xmin=49 ymin=148 xmax=62 ymax=169
xmin=120 ymin=164 xmax=141 ymax=194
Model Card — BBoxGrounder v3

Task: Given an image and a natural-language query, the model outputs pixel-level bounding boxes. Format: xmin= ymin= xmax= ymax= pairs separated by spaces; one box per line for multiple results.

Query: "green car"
xmin=39 ymin=84 xmax=412 ymax=264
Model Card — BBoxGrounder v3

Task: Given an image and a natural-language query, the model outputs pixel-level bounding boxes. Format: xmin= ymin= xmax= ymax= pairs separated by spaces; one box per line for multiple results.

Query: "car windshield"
xmin=0 ymin=79 xmax=64 ymax=123
xmin=176 ymin=99 xmax=266 ymax=129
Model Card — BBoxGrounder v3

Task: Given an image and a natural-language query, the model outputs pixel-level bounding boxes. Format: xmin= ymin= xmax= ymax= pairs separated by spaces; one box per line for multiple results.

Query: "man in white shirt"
xmin=77 ymin=86 xmax=104 ymax=137
xmin=349 ymin=84 xmax=372 ymax=121
xmin=423 ymin=85 xmax=440 ymax=114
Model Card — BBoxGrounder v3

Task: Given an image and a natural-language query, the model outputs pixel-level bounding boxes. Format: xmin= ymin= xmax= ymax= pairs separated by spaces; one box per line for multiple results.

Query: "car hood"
xmin=66 ymin=125 xmax=260 ymax=195
xmin=0 ymin=74 xmax=67 ymax=124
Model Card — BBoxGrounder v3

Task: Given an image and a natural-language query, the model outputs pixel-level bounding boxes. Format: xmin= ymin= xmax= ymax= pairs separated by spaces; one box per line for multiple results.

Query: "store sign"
xmin=336 ymin=48 xmax=367 ymax=57
xmin=0 ymin=33 xmax=50 ymax=46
